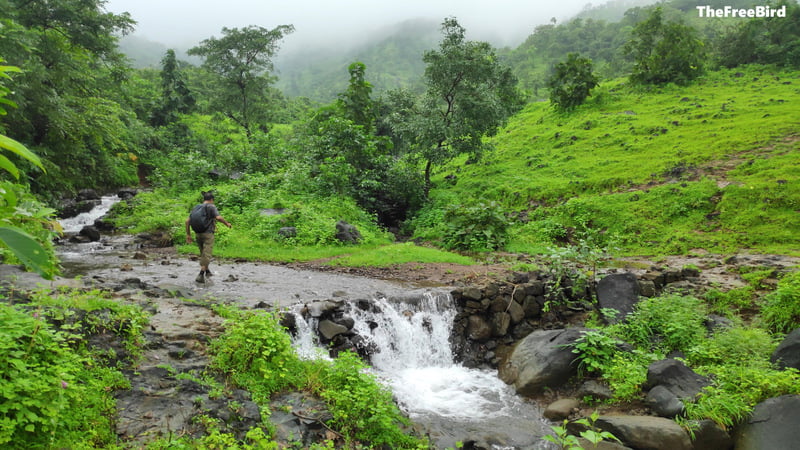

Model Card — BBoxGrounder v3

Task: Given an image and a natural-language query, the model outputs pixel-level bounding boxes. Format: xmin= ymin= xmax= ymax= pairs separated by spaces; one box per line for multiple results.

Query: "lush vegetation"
xmin=571 ymin=269 xmax=800 ymax=430
xmin=1 ymin=0 xmax=799 ymax=448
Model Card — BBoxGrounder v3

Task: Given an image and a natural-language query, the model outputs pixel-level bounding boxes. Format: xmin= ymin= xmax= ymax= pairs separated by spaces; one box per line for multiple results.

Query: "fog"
xmin=104 ymin=0 xmax=594 ymax=51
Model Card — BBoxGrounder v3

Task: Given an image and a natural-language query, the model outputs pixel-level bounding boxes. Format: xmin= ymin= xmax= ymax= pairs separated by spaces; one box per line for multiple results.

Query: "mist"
xmin=104 ymin=0 xmax=595 ymax=51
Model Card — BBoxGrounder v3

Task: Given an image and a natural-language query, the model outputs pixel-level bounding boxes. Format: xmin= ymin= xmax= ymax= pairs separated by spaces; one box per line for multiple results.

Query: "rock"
xmin=94 ymin=218 xmax=115 ymax=232
xmin=770 ymin=328 xmax=800 ymax=370
xmin=578 ymin=380 xmax=614 ymax=400
xmin=79 ymin=225 xmax=101 ymax=242
xmin=461 ymin=287 xmax=483 ymax=302
xmin=575 ymin=437 xmax=630 ymax=450
xmin=498 ymin=328 xmax=586 ymax=395
xmin=117 ymin=188 xmax=137 ymax=200
xmin=691 ymin=419 xmax=733 ymax=450
xmin=278 ymin=227 xmax=297 ymax=238
xmin=491 ymin=312 xmax=511 ymax=337
xmin=645 ymin=358 xmax=709 ymax=400
xmin=593 ymin=415 xmax=692 ymax=450
xmin=77 ymin=188 xmax=100 ymax=201
xmin=543 ymin=398 xmax=580 ymax=420
xmin=318 ymin=319 xmax=349 ymax=340
xmin=596 ymin=273 xmax=640 ymax=324
xmin=306 ymin=300 xmax=343 ymax=318
xmin=334 ymin=220 xmax=361 ymax=244
xmin=646 ymin=385 xmax=684 ymax=418
xmin=467 ymin=315 xmax=492 ymax=341
xmin=733 ymin=395 xmax=800 ymax=450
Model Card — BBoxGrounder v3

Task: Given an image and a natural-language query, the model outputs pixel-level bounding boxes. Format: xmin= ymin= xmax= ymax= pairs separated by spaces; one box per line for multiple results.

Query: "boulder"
xmin=543 ymin=398 xmax=580 ymax=421
xmin=79 ymin=225 xmax=101 ymax=242
xmin=318 ymin=320 xmax=349 ymax=340
xmin=733 ymin=395 xmax=800 ymax=450
xmin=646 ymin=385 xmax=684 ymax=418
xmin=498 ymin=328 xmax=586 ymax=395
xmin=117 ymin=188 xmax=137 ymax=200
xmin=770 ymin=328 xmax=800 ymax=370
xmin=596 ymin=273 xmax=640 ymax=324
xmin=76 ymin=188 xmax=100 ymax=201
xmin=645 ymin=358 xmax=710 ymax=400
xmin=691 ymin=419 xmax=733 ymax=450
xmin=278 ymin=227 xmax=297 ymax=238
xmin=593 ymin=415 xmax=692 ymax=450
xmin=334 ymin=220 xmax=361 ymax=244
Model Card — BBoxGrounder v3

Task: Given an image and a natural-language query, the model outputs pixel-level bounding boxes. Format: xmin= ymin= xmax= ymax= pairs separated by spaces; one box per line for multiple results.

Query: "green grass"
xmin=428 ymin=65 xmax=800 ymax=256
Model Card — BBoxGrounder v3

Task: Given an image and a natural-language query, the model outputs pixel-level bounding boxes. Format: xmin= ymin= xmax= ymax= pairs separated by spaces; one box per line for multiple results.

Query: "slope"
xmin=426 ymin=65 xmax=800 ymax=256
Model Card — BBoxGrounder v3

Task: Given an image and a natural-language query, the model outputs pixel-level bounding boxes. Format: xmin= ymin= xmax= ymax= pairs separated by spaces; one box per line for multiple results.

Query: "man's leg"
xmin=198 ymin=233 xmax=215 ymax=274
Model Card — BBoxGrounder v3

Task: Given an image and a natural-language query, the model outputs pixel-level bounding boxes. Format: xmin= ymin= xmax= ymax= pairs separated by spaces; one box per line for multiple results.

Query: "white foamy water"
xmin=292 ymin=293 xmax=555 ymax=449
xmin=59 ymin=195 xmax=120 ymax=233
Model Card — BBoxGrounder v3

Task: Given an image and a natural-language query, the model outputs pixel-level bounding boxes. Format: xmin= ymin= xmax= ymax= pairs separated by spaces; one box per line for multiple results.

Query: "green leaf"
xmin=0 ymin=135 xmax=45 ymax=172
xmin=0 ymin=154 xmax=19 ymax=179
xmin=0 ymin=226 xmax=55 ymax=279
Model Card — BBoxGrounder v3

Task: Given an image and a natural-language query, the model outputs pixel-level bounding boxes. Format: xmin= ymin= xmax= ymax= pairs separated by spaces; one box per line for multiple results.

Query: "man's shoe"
xmin=195 ymin=271 xmax=205 ymax=283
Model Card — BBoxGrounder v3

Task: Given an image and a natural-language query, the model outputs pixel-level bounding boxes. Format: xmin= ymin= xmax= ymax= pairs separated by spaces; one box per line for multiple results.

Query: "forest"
xmin=0 ymin=0 xmax=799 ymax=447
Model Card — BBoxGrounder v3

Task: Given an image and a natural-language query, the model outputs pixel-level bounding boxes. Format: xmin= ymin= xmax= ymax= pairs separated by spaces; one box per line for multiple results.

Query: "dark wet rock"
xmin=596 ymin=273 xmax=640 ymax=324
xmin=645 ymin=358 xmax=710 ymax=400
xmin=498 ymin=327 xmax=587 ymax=395
xmin=77 ymin=188 xmax=101 ymax=201
xmin=733 ymin=395 xmax=800 ymax=450
xmin=706 ymin=314 xmax=734 ymax=333
xmin=79 ymin=225 xmax=101 ymax=242
xmin=334 ymin=220 xmax=361 ymax=244
xmin=544 ymin=398 xmax=580 ymax=420
xmin=591 ymin=415 xmax=692 ymax=450
xmin=647 ymin=385 xmax=684 ymax=418
xmin=269 ymin=392 xmax=334 ymax=448
xmin=305 ymin=300 xmax=344 ymax=318
xmin=690 ymin=419 xmax=733 ymax=450
xmin=94 ymin=217 xmax=116 ymax=232
xmin=578 ymin=380 xmax=614 ymax=400
xmin=467 ymin=315 xmax=492 ymax=341
xmin=771 ymin=328 xmax=800 ymax=370
xmin=318 ymin=319 xmax=349 ymax=340
xmin=118 ymin=188 xmax=137 ymax=200
xmin=278 ymin=226 xmax=297 ymax=238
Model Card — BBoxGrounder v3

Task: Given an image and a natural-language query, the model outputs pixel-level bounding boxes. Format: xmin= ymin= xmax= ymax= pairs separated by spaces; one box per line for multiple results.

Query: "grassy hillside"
xmin=423 ymin=65 xmax=800 ymax=256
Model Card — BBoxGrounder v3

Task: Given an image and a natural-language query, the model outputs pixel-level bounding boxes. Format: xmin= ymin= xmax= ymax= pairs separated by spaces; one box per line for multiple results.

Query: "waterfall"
xmin=59 ymin=195 xmax=120 ymax=233
xmin=292 ymin=292 xmax=555 ymax=449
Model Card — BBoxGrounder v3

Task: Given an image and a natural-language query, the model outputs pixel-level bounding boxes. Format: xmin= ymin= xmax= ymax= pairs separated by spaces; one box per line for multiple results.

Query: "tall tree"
xmin=188 ymin=25 xmax=294 ymax=138
xmin=404 ymin=18 xmax=524 ymax=195
xmin=338 ymin=62 xmax=374 ymax=132
xmin=624 ymin=7 xmax=704 ymax=85
xmin=151 ymin=49 xmax=195 ymax=127
xmin=0 ymin=0 xmax=141 ymax=198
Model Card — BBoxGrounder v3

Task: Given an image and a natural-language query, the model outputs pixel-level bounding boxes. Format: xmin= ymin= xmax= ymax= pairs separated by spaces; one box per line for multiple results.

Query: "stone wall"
xmin=449 ymin=267 xmax=702 ymax=369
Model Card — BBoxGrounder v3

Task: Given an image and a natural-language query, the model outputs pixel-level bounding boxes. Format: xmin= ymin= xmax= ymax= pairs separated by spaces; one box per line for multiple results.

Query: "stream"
xmin=51 ymin=198 xmax=555 ymax=449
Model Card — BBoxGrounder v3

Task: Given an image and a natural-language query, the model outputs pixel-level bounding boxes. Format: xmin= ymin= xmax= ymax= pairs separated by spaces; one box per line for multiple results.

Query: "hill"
xmin=420 ymin=65 xmax=800 ymax=256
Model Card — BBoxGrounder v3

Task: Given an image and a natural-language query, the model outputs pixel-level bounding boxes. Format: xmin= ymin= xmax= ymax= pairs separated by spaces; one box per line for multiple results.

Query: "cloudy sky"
xmin=104 ymin=0 xmax=593 ymax=50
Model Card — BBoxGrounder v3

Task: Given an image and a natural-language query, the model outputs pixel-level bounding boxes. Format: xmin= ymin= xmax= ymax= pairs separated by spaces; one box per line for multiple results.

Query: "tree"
xmin=716 ymin=1 xmax=800 ymax=68
xmin=188 ymin=25 xmax=294 ymax=138
xmin=624 ymin=7 xmax=704 ymax=85
xmin=151 ymin=49 xmax=195 ymax=127
xmin=405 ymin=17 xmax=524 ymax=195
xmin=338 ymin=62 xmax=374 ymax=132
xmin=547 ymin=53 xmax=599 ymax=111
xmin=1 ymin=0 xmax=141 ymax=198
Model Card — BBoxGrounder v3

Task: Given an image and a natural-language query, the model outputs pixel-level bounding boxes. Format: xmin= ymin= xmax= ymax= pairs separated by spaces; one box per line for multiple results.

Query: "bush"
xmin=442 ymin=201 xmax=510 ymax=252
xmin=615 ymin=294 xmax=707 ymax=354
xmin=758 ymin=270 xmax=800 ymax=333
xmin=547 ymin=53 xmax=599 ymax=111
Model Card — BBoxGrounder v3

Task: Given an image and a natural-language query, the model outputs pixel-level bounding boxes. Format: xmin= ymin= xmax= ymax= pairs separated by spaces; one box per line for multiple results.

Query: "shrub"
xmin=758 ymin=270 xmax=800 ymax=333
xmin=547 ymin=53 xmax=600 ymax=112
xmin=616 ymin=294 xmax=707 ymax=354
xmin=442 ymin=201 xmax=510 ymax=252
xmin=210 ymin=310 xmax=303 ymax=403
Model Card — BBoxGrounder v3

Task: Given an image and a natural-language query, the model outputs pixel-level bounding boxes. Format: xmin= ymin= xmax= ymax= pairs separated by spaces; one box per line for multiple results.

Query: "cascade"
xmin=59 ymin=195 xmax=120 ymax=233
xmin=292 ymin=292 xmax=555 ymax=449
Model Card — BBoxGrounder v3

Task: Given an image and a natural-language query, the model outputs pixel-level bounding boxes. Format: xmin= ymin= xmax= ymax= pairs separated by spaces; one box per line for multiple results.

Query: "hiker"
xmin=185 ymin=191 xmax=232 ymax=283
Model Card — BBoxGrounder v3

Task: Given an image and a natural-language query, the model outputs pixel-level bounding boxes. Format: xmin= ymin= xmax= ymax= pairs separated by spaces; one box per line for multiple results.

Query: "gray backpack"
xmin=189 ymin=204 xmax=213 ymax=233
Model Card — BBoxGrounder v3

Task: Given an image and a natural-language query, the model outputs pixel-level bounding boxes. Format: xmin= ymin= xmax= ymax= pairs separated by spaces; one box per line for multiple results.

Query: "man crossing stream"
xmin=185 ymin=191 xmax=232 ymax=283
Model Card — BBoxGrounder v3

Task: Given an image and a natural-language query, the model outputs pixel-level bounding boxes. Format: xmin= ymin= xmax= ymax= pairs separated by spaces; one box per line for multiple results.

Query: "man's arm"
xmin=216 ymin=215 xmax=232 ymax=228
xmin=185 ymin=218 xmax=193 ymax=243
